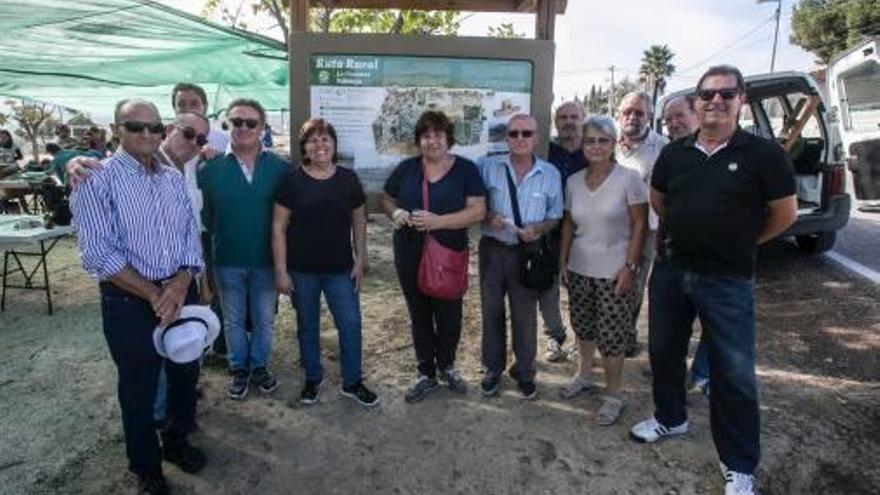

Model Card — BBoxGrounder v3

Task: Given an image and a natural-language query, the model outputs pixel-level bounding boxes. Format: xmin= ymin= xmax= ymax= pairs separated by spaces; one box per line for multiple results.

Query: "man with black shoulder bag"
xmin=476 ymin=113 xmax=563 ymax=400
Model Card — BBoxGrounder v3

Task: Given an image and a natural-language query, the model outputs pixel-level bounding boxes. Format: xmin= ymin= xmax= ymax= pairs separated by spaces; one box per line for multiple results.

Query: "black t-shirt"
xmin=651 ymin=128 xmax=795 ymax=277
xmin=383 ymin=155 xmax=486 ymax=251
xmin=547 ymin=140 xmax=588 ymax=183
xmin=275 ymin=166 xmax=366 ymax=274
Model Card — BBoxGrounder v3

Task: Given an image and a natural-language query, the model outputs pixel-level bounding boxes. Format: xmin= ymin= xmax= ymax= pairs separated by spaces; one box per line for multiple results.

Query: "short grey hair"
xmin=619 ymin=91 xmax=653 ymax=115
xmin=582 ymin=114 xmax=618 ymax=142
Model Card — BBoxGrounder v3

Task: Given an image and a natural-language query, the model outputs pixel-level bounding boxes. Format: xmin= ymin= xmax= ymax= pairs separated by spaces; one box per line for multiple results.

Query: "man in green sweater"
xmin=199 ymin=98 xmax=290 ymax=400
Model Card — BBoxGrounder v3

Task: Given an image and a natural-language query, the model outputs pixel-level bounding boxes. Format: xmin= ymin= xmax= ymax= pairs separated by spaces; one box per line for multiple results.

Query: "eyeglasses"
xmin=507 ymin=129 xmax=535 ymax=138
xmin=122 ymin=121 xmax=165 ymax=134
xmin=229 ymin=118 xmax=259 ymax=129
xmin=696 ymin=88 xmax=740 ymax=101
xmin=180 ymin=126 xmax=209 ymax=147
xmin=583 ymin=137 xmax=613 ymax=145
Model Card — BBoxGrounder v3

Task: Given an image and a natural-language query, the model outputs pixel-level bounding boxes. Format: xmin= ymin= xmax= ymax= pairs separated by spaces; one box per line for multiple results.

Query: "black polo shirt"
xmin=651 ymin=128 xmax=795 ymax=277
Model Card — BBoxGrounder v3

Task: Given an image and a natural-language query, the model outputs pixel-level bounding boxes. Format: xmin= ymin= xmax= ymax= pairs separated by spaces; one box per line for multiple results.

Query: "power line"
xmin=676 ymin=13 xmax=777 ymax=76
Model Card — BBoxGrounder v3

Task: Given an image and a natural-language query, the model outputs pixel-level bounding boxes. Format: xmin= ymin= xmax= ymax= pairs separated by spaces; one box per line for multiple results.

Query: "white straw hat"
xmin=153 ymin=305 xmax=221 ymax=363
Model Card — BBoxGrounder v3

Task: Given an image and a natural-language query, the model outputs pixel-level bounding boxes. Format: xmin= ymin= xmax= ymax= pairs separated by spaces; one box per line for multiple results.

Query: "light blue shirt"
xmin=476 ymin=154 xmax=563 ymax=245
xmin=71 ymin=149 xmax=203 ymax=281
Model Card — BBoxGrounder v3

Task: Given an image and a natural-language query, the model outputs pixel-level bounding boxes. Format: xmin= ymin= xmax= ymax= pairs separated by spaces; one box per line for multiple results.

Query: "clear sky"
xmin=162 ymin=0 xmax=817 ymax=106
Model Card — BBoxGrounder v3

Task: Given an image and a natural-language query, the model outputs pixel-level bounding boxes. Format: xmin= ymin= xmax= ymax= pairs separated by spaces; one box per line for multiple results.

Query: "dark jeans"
xmin=100 ymin=281 xmax=200 ymax=476
xmin=393 ymin=231 xmax=464 ymax=379
xmin=479 ymin=237 xmax=539 ymax=383
xmin=648 ymin=259 xmax=760 ymax=474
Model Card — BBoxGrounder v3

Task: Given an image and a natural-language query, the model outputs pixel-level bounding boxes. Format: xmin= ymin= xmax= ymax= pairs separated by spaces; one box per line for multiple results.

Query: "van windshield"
xmin=841 ymin=60 xmax=880 ymax=133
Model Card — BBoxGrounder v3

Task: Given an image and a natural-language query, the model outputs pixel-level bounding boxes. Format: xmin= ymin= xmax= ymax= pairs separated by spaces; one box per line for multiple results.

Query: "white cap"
xmin=153 ymin=305 xmax=221 ymax=364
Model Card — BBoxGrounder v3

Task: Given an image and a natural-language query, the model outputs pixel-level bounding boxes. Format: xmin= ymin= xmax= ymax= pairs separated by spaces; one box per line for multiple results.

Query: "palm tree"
xmin=639 ymin=44 xmax=676 ymax=108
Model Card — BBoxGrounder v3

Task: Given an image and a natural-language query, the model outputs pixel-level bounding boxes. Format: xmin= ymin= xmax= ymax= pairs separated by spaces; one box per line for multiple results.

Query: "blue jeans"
xmin=648 ymin=259 xmax=760 ymax=474
xmin=293 ymin=271 xmax=363 ymax=386
xmin=691 ymin=333 xmax=710 ymax=383
xmin=215 ymin=266 xmax=277 ymax=371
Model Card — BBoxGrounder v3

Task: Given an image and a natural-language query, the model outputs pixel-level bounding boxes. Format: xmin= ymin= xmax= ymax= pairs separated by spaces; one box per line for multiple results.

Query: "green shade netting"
xmin=0 ymin=0 xmax=290 ymax=119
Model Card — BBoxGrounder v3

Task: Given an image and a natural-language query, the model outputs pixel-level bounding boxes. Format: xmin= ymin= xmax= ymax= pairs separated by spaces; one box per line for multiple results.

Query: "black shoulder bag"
xmin=504 ymin=167 xmax=556 ymax=291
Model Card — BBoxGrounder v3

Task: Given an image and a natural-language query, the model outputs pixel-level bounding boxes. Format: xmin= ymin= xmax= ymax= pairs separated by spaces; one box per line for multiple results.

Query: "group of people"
xmin=68 ymin=64 xmax=797 ymax=495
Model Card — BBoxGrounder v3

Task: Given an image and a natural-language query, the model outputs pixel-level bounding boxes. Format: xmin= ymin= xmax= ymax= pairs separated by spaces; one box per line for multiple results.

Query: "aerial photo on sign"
xmin=309 ymin=54 xmax=533 ymax=184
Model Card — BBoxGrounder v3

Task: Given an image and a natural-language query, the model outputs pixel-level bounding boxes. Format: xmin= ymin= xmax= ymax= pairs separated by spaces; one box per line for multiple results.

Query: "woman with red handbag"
xmin=381 ymin=111 xmax=486 ymax=404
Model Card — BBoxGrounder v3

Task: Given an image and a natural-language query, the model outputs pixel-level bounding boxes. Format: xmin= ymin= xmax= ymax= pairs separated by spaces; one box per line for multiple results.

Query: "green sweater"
xmin=198 ymin=150 xmax=290 ymax=268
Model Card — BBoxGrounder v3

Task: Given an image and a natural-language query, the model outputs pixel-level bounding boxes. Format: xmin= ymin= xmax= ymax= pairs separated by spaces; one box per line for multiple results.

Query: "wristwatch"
xmin=625 ymin=261 xmax=640 ymax=275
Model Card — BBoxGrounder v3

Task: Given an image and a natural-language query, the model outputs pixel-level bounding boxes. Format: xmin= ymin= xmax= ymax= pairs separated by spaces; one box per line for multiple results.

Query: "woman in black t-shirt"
xmin=272 ymin=118 xmax=378 ymax=408
xmin=381 ymin=110 xmax=487 ymax=403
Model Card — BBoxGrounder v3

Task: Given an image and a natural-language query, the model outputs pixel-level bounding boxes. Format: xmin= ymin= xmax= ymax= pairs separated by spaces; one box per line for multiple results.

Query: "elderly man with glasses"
xmin=476 ymin=114 xmax=563 ymax=400
xmin=70 ymin=100 xmax=207 ymax=495
xmin=198 ymin=98 xmax=290 ymax=401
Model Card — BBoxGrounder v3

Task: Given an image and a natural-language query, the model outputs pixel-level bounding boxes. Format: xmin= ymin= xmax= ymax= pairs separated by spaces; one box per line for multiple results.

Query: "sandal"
xmin=596 ymin=395 xmax=626 ymax=426
xmin=559 ymin=375 xmax=593 ymax=399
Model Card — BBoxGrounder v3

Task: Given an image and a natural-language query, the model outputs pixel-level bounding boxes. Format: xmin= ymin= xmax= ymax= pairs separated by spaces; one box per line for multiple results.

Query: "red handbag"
xmin=417 ymin=165 xmax=469 ymax=300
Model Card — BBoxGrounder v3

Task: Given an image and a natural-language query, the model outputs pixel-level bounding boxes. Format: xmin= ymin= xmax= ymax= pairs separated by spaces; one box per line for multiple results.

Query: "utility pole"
xmin=759 ymin=0 xmax=782 ymax=73
xmin=608 ymin=65 xmax=617 ymax=117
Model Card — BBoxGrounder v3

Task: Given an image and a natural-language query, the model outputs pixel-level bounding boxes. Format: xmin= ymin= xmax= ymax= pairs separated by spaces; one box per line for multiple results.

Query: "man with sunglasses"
xmin=198 ymin=98 xmax=289 ymax=401
xmin=70 ymin=100 xmax=207 ymax=495
xmin=615 ymin=91 xmax=670 ymax=359
xmin=476 ymin=113 xmax=563 ymax=400
xmin=630 ymin=65 xmax=797 ymax=495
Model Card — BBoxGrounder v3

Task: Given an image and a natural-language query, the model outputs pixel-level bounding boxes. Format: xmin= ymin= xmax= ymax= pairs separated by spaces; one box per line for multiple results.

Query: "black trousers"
xmin=100 ymin=280 xmax=199 ymax=476
xmin=393 ymin=230 xmax=463 ymax=379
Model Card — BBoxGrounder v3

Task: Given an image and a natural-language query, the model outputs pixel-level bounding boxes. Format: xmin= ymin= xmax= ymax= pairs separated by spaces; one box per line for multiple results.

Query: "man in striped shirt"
xmin=476 ymin=113 xmax=564 ymax=400
xmin=71 ymin=100 xmax=207 ymax=495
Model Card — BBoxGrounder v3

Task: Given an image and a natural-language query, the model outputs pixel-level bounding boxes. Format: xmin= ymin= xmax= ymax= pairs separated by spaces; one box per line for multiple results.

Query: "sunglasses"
xmin=229 ymin=118 xmax=260 ymax=129
xmin=696 ymin=88 xmax=740 ymax=101
xmin=584 ymin=137 xmax=613 ymax=145
xmin=122 ymin=121 xmax=165 ymax=134
xmin=507 ymin=129 xmax=535 ymax=138
xmin=180 ymin=126 xmax=209 ymax=147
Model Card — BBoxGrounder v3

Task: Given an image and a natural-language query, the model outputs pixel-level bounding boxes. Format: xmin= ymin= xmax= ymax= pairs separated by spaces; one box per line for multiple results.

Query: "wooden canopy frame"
xmin=289 ymin=0 xmax=568 ymax=40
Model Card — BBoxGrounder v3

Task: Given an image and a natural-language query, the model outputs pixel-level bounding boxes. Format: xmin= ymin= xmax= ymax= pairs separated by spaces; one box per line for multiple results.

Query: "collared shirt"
xmin=71 ymin=148 xmax=203 ymax=281
xmin=225 ymin=142 xmax=262 ymax=184
xmin=617 ymin=129 xmax=669 ymax=230
xmin=547 ymin=140 xmax=588 ymax=184
xmin=476 ymin=154 xmax=563 ymax=245
xmin=651 ymin=128 xmax=795 ymax=277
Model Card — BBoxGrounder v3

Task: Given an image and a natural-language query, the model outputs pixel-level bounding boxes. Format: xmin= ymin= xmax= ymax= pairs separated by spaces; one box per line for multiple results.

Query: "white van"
xmin=827 ymin=37 xmax=880 ymax=211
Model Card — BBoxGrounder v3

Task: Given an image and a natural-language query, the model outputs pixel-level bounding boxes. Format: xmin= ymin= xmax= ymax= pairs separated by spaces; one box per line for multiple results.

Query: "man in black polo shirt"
xmin=629 ymin=65 xmax=797 ymax=495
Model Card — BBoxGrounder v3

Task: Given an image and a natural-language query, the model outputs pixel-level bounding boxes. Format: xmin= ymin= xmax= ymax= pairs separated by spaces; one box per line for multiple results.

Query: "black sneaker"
xmin=341 ymin=381 xmax=380 ymax=407
xmin=480 ymin=375 xmax=501 ymax=398
xmin=226 ymin=369 xmax=250 ymax=400
xmin=137 ymin=471 xmax=169 ymax=495
xmin=300 ymin=379 xmax=323 ymax=405
xmin=518 ymin=380 xmax=537 ymax=400
xmin=404 ymin=375 xmax=439 ymax=403
xmin=440 ymin=367 xmax=468 ymax=394
xmin=251 ymin=367 xmax=279 ymax=394
xmin=162 ymin=439 xmax=207 ymax=474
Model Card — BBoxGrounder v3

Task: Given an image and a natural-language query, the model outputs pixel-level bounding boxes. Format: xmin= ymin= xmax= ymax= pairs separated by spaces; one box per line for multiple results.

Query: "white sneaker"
xmin=721 ymin=462 xmax=755 ymax=495
xmin=629 ymin=416 xmax=689 ymax=443
xmin=544 ymin=339 xmax=568 ymax=362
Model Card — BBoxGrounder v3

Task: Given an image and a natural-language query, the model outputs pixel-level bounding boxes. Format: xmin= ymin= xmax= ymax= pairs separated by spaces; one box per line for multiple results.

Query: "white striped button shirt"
xmin=476 ymin=154 xmax=563 ymax=245
xmin=71 ymin=148 xmax=203 ymax=281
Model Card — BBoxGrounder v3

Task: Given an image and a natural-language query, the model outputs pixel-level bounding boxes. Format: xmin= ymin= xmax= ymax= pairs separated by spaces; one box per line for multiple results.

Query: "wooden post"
xmin=535 ymin=0 xmax=556 ymax=41
xmin=291 ymin=0 xmax=309 ymax=32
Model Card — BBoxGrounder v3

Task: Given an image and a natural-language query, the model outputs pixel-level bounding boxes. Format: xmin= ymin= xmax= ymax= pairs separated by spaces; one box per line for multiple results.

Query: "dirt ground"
xmin=1 ymin=218 xmax=878 ymax=495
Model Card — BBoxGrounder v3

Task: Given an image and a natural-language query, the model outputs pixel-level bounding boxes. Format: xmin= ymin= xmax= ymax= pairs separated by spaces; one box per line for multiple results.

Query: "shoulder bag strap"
xmin=504 ymin=165 xmax=523 ymax=228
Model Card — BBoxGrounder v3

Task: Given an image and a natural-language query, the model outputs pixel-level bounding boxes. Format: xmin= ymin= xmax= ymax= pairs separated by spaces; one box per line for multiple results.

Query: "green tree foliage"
xmin=487 ymin=22 xmax=526 ymax=39
xmin=791 ymin=0 xmax=880 ymax=64
xmin=638 ymin=44 xmax=676 ymax=108
xmin=583 ymin=79 xmax=641 ymax=116
xmin=6 ymin=100 xmax=57 ymax=162
xmin=200 ymin=1 xmax=461 ymax=45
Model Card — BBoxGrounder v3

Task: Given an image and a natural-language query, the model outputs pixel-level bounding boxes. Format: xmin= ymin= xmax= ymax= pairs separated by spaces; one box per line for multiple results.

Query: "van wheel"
xmin=795 ymin=232 xmax=836 ymax=253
